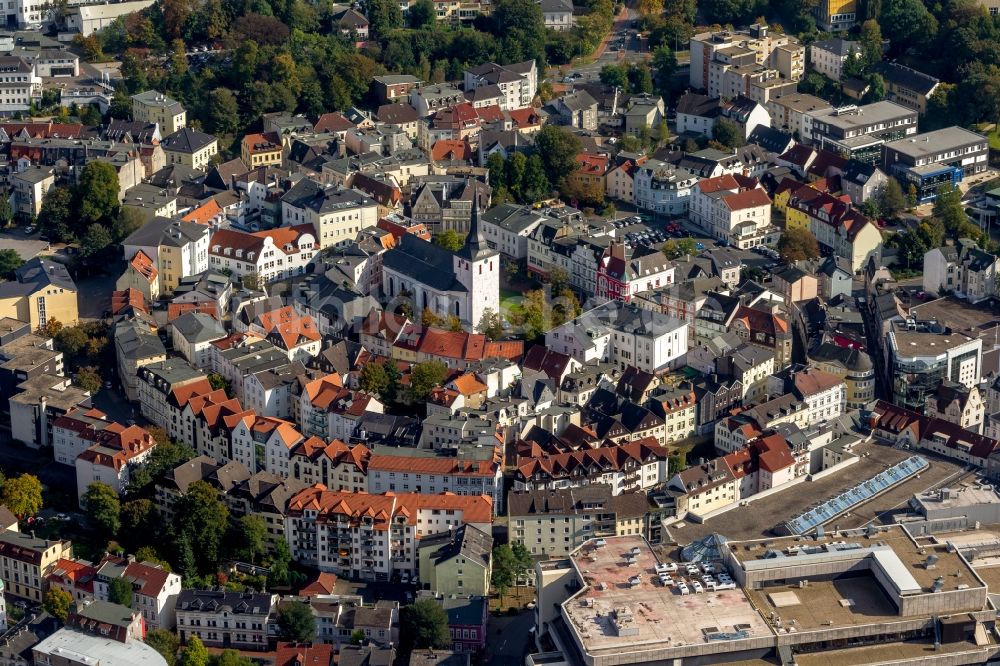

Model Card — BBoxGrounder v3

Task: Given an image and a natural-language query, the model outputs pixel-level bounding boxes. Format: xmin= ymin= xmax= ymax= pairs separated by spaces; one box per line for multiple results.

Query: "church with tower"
xmin=382 ymin=197 xmax=500 ymax=327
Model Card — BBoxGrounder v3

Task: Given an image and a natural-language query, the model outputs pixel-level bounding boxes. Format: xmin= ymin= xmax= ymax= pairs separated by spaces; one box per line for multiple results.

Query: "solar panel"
xmin=783 ymin=456 xmax=929 ymax=535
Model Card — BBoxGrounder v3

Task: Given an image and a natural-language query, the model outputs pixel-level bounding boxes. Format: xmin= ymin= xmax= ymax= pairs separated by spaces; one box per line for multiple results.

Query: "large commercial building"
xmin=882 ymin=127 xmax=989 ymax=202
xmin=887 ymin=321 xmax=982 ymax=412
xmin=806 ymin=101 xmax=918 ymax=163
xmin=530 ymin=529 xmax=999 ymax=666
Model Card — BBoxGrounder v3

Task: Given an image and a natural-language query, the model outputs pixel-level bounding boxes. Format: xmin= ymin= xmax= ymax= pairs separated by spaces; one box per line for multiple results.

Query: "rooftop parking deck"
xmin=563 ymin=536 xmax=772 ymax=654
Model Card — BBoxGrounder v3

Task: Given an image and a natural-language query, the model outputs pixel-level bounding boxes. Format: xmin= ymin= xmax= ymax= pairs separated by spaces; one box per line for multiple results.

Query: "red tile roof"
xmin=181 ymin=199 xmax=223 ymax=225
xmin=722 ymin=188 xmax=771 ymax=211
xmin=431 ymin=139 xmax=472 ymax=162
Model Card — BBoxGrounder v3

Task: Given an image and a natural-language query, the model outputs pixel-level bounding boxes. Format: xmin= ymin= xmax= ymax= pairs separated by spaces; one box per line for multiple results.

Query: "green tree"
xmin=408 ymin=0 xmax=435 ymax=27
xmin=506 ymin=152 xmax=528 ymax=200
xmin=777 ymin=226 xmax=820 ymax=262
xmin=421 ymin=308 xmax=443 ymax=328
xmin=493 ymin=0 xmax=546 ymax=65
xmin=1 ymin=473 xmax=42 ymax=517
xmin=410 ymin=360 xmax=448 ymax=400
xmin=108 ymin=576 xmax=134 ymax=606
xmin=599 ymin=64 xmax=629 ymax=90
xmin=80 ymin=223 xmax=114 ymax=266
xmin=712 ymin=119 xmax=744 ymax=148
xmin=842 ymin=51 xmax=865 ymax=79
xmin=878 ymin=178 xmax=906 ymax=218
xmin=237 ymin=515 xmax=268 ymax=564
xmin=43 ymin=587 xmax=72 ymax=622
xmin=38 ymin=186 xmax=75 ymax=242
xmin=491 ymin=543 xmax=516 ymax=603
xmin=627 ymin=64 xmax=653 ymax=94
xmin=144 ymin=629 xmax=179 ymax=665
xmin=207 ymin=373 xmax=232 ymax=396
xmin=179 ymin=636 xmax=209 ymax=666
xmin=661 ymin=237 xmax=697 ymax=259
xmin=120 ymin=500 xmax=159 ymax=543
xmin=652 ymin=45 xmax=676 ymax=98
xmin=859 ymin=19 xmax=883 ymax=67
xmin=213 ymin=650 xmax=255 ymax=666
xmin=863 ymin=73 xmax=886 ymax=102
xmin=534 ymin=125 xmax=582 ymax=188
xmin=76 ymin=366 xmax=102 ymax=394
xmin=267 ymin=538 xmax=292 ymax=588
xmin=477 ymin=308 xmax=503 ymax=339
xmin=0 ymin=194 xmax=12 ymax=227
xmin=521 ymin=154 xmax=549 ymax=201
xmin=511 ymin=541 xmax=532 ymax=591
xmin=111 ymin=207 xmax=144 ymax=242
xmin=207 ymin=88 xmax=240 ymax=136
xmin=668 ymin=453 xmax=686 ymax=475
xmin=934 ymin=185 xmax=973 ymax=239
xmin=434 ymin=229 xmax=466 ymax=251
xmin=276 ymin=601 xmax=316 ymax=642
xmin=78 ymin=161 xmax=120 ymax=224
xmin=172 ymin=480 xmax=230 ymax=574
xmin=879 ymin=0 xmax=936 ymax=55
xmin=367 ymin=0 xmax=402 ymax=39
xmin=400 ymin=598 xmax=451 ymax=650
xmin=54 ymin=326 xmax=88 ymax=358
xmin=135 ymin=545 xmax=172 ymax=571
xmin=83 ymin=482 xmax=121 ymax=538
xmin=487 ymin=152 xmax=507 ymax=192
xmin=0 ymin=248 xmax=23 ymax=280
xmin=359 ymin=361 xmax=390 ymax=397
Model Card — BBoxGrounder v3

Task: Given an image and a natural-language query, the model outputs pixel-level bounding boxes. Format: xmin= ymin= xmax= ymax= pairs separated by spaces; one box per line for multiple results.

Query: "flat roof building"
xmin=531 ymin=529 xmax=999 ymax=666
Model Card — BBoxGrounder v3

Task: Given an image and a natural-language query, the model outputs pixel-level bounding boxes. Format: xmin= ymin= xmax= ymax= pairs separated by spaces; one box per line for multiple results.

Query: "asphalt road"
xmin=486 ymin=609 xmax=536 ymax=666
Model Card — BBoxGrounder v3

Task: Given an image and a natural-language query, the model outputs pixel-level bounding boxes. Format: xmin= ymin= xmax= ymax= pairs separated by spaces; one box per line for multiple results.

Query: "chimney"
xmin=611 ymin=242 xmax=626 ymax=261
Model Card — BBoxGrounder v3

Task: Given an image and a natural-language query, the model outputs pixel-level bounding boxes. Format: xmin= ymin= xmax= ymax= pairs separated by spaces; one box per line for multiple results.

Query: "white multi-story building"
xmin=209 ymin=225 xmax=317 ymax=284
xmin=280 ymin=180 xmax=379 ymax=250
xmin=513 ymin=438 xmax=670 ymax=495
xmin=94 ymin=557 xmax=182 ymax=632
xmin=285 ymin=488 xmax=493 ymax=581
xmin=176 ymin=589 xmax=275 ymax=651
xmin=689 ymin=174 xmax=776 ymax=249
xmin=809 ymin=38 xmax=859 ymax=81
xmin=0 ymin=56 xmax=41 ymax=113
xmin=633 ymin=160 xmax=699 ymax=215
xmin=52 ymin=406 xmax=113 ymax=467
xmin=545 ymin=301 xmax=688 ymax=374
xmin=923 ymin=239 xmax=1000 ymax=304
xmin=479 ymin=203 xmax=547 ymax=260
xmin=74 ymin=423 xmax=158 ymax=504
xmin=463 ymin=61 xmax=537 ymax=111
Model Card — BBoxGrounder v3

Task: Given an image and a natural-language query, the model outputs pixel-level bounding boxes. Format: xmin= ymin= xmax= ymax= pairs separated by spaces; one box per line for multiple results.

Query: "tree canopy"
xmin=276 ymin=601 xmax=316 ymax=642
xmin=83 ymin=482 xmax=122 ymax=538
xmin=401 ymin=598 xmax=451 ymax=651
xmin=1 ymin=473 xmax=43 ymax=517
xmin=777 ymin=227 xmax=821 ymax=262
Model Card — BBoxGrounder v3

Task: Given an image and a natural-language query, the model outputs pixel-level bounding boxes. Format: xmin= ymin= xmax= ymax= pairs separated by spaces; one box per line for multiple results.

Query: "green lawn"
xmin=989 ymin=129 xmax=1000 ymax=151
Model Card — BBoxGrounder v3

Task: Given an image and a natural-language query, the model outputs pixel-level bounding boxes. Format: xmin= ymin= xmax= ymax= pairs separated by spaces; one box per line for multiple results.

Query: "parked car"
xmin=23 ymin=225 xmax=35 ymax=234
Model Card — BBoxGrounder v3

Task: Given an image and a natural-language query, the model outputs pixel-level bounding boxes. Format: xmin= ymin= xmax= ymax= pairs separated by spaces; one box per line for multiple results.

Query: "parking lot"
xmin=0 ymin=228 xmax=51 ymax=260
xmin=669 ymin=442 xmax=972 ymax=544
